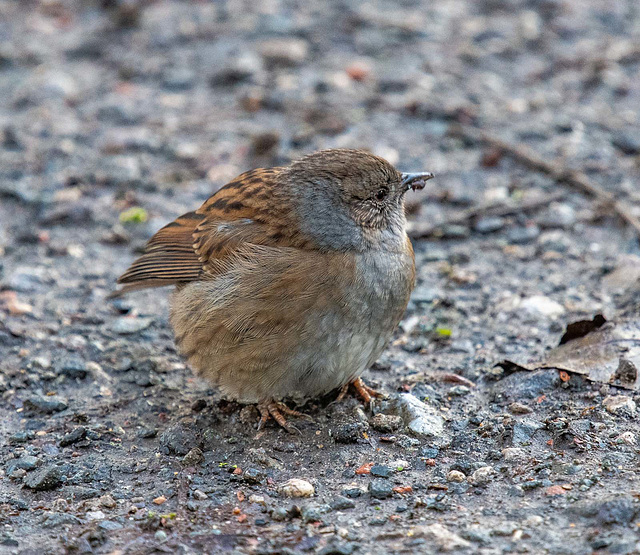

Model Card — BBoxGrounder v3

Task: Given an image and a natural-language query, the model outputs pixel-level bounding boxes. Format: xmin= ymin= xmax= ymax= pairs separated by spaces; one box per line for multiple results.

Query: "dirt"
xmin=1 ymin=1 xmax=640 ymax=553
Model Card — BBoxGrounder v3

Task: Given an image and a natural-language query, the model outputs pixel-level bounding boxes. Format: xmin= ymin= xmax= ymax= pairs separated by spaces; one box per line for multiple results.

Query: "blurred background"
xmin=0 ymin=0 xmax=638 ymax=228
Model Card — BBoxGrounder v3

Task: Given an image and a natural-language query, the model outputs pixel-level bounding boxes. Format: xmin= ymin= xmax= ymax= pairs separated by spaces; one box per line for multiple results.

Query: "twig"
xmin=449 ymin=124 xmax=640 ymax=237
xmin=408 ymin=191 xmax=565 ymax=239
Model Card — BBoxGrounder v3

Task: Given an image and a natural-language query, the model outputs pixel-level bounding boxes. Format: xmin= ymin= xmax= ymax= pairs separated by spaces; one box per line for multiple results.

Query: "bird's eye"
xmin=375 ymin=188 xmax=388 ymax=201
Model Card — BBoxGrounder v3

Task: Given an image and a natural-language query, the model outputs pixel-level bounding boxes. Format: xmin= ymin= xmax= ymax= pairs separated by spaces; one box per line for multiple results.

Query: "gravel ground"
xmin=1 ymin=1 xmax=640 ymax=553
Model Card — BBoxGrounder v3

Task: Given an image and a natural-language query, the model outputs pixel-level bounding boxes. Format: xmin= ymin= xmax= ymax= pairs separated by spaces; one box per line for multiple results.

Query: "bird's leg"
xmin=336 ymin=377 xmax=384 ymax=406
xmin=256 ymin=400 xmax=311 ymax=433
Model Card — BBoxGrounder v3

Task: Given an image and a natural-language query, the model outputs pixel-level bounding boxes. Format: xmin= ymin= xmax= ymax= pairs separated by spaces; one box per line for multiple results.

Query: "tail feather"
xmin=112 ymin=211 xmax=204 ymax=296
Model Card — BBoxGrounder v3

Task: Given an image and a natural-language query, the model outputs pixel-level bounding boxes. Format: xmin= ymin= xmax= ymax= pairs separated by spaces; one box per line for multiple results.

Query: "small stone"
xmin=278 ymin=478 xmax=314 ymax=498
xmin=271 ymin=507 xmax=289 ymax=521
xmin=23 ymin=395 xmax=68 ymax=414
xmin=153 ymin=496 xmax=167 ymax=505
xmin=502 ymin=448 xmax=527 ymax=462
xmin=468 ymin=466 xmax=494 ymax=486
xmin=59 ymin=427 xmax=87 ymax=447
xmin=55 ymin=357 xmax=88 ymax=379
xmin=330 ymin=496 xmax=356 ymax=510
xmin=603 ymin=395 xmax=636 ymax=417
xmin=342 ymin=487 xmax=364 ymax=498
xmin=412 ymin=523 xmax=471 ymax=550
xmin=10 ymin=468 xmax=27 ymax=480
xmin=371 ymin=414 xmax=403 ymax=433
xmin=24 ymin=464 xmax=65 ymax=491
xmin=332 ymin=422 xmax=365 ymax=443
xmin=447 ymin=470 xmax=466 ymax=483
xmin=537 ymin=203 xmax=576 ymax=229
xmin=508 ymin=402 xmax=532 ymax=415
xmin=99 ymin=494 xmax=116 ymax=509
xmin=259 ymin=38 xmax=309 ymax=67
xmin=243 ymin=468 xmax=265 ymax=484
xmin=369 ymin=479 xmax=393 ymax=499
xmin=182 ymin=447 xmax=204 ymax=467
xmin=6 ymin=455 xmax=38 ymax=474
xmin=370 ymin=465 xmax=392 ymax=478
xmin=109 ymin=317 xmax=153 ymax=335
xmin=448 ymin=385 xmax=471 ymax=396
xmin=474 ymin=216 xmax=505 ymax=234
xmin=249 ymin=494 xmax=266 ymax=505
xmin=99 ymin=520 xmax=123 ymax=531
xmin=507 ymin=225 xmax=540 ymax=244
xmin=193 ymin=490 xmax=208 ymax=500
xmin=160 ymin=425 xmax=199 ymax=456
xmin=519 ymin=295 xmax=565 ymax=318
xmin=512 ymin=418 xmax=544 ymax=445
xmin=393 ymin=393 xmax=445 ymax=440
xmin=616 ymin=431 xmax=636 ymax=445
xmin=155 ymin=530 xmax=167 ymax=542
xmin=612 ymin=131 xmax=640 ymax=155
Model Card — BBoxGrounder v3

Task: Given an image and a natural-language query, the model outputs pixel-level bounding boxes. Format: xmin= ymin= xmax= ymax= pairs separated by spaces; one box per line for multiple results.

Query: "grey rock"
xmin=55 ymin=357 xmax=87 ymax=379
xmin=330 ymin=496 xmax=356 ymax=510
xmin=371 ymin=413 xmax=403 ymax=433
xmin=41 ymin=512 xmax=81 ymax=529
xmin=512 ymin=418 xmax=544 ymax=445
xmin=612 ymin=131 xmax=640 ymax=155
xmin=7 ymin=268 xmax=45 ymax=292
xmin=59 ymin=427 xmax=87 ymax=447
xmin=332 ymin=422 xmax=365 ymax=443
xmin=109 ymin=317 xmax=154 ymax=335
xmin=159 ymin=425 xmax=200 ymax=456
xmin=392 ymin=393 xmax=445 ymax=440
xmin=370 ymin=465 xmax=392 ymax=478
xmin=492 ymin=369 xmax=560 ymax=401
xmin=537 ymin=204 xmax=576 ymax=229
xmin=182 ymin=447 xmax=204 ymax=467
xmin=507 ymin=225 xmax=540 ymax=244
xmin=99 ymin=520 xmax=124 ymax=531
xmin=6 ymin=456 xmax=39 ymax=474
xmin=474 ymin=216 xmax=505 ymax=233
xmin=369 ymin=479 xmax=393 ymax=499
xmin=24 ymin=464 xmax=66 ymax=491
xmin=23 ymin=395 xmax=68 ymax=414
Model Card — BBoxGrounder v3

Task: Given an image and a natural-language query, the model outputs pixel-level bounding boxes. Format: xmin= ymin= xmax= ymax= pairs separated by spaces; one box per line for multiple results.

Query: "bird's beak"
xmin=401 ymin=172 xmax=435 ymax=191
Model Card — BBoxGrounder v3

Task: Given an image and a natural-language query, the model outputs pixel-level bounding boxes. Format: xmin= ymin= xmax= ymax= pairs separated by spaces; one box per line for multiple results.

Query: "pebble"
xmin=412 ymin=523 xmax=471 ymax=550
xmin=182 ymin=447 xmax=204 ymax=467
xmin=612 ymin=131 xmax=640 ymax=155
xmin=6 ymin=455 xmax=38 ymax=474
xmin=243 ymin=468 xmax=266 ymax=484
xmin=342 ymin=487 xmax=364 ymax=498
xmin=330 ymin=496 xmax=356 ymax=510
xmin=474 ymin=216 xmax=505 ymax=234
xmin=108 ymin=316 xmax=154 ymax=335
xmin=508 ymin=402 xmax=533 ymax=414
xmin=59 ymin=427 xmax=87 ymax=447
xmin=99 ymin=520 xmax=123 ymax=531
xmin=259 ymin=38 xmax=309 ymax=67
xmin=519 ymin=295 xmax=565 ymax=318
xmin=502 ymin=448 xmax=527 ymax=461
xmin=100 ymin=494 xmax=117 ymax=509
xmin=22 ymin=395 xmax=68 ymax=414
xmin=278 ymin=478 xmax=315 ymax=498
xmin=370 ymin=465 xmax=392 ymax=478
xmin=55 ymin=357 xmax=88 ymax=379
xmin=603 ymin=395 xmax=636 ymax=417
xmin=155 ymin=530 xmax=168 ymax=542
xmin=512 ymin=418 xmax=544 ymax=445
xmin=369 ymin=479 xmax=393 ymax=499
xmin=6 ymin=268 xmax=45 ymax=292
xmin=447 ymin=470 xmax=466 ymax=483
xmin=23 ymin=464 xmax=66 ymax=491
xmin=159 ymin=425 xmax=199 ymax=456
xmin=332 ymin=422 xmax=365 ymax=443
xmin=507 ymin=225 xmax=540 ymax=244
xmin=193 ymin=489 xmax=208 ymax=500
xmin=392 ymin=393 xmax=445 ymax=440
xmin=537 ymin=203 xmax=576 ymax=229
xmin=468 ymin=466 xmax=494 ymax=486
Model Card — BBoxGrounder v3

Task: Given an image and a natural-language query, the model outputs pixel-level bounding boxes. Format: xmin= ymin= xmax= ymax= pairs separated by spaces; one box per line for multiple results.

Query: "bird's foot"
xmin=335 ymin=377 xmax=384 ymax=406
xmin=256 ymin=400 xmax=312 ymax=433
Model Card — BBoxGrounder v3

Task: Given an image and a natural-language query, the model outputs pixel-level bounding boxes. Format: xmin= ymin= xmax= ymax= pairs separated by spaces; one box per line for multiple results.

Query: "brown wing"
xmin=113 ymin=167 xmax=309 ymax=296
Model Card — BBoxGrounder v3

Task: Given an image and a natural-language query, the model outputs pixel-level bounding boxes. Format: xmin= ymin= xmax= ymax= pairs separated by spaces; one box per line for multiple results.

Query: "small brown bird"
xmin=114 ymin=149 xmax=433 ymax=431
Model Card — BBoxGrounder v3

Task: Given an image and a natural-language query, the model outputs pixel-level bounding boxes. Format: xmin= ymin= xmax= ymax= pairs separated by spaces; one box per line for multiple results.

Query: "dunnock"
xmin=114 ymin=149 xmax=433 ymax=431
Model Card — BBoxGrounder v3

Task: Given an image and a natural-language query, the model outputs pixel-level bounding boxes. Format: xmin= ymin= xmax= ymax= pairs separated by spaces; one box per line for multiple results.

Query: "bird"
xmin=113 ymin=149 xmax=434 ymax=431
